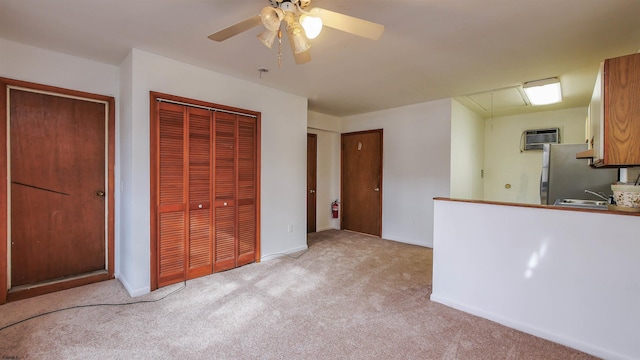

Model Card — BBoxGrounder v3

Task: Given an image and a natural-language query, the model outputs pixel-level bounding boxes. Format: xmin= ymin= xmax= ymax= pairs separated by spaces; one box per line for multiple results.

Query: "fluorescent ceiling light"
xmin=523 ymin=77 xmax=562 ymax=106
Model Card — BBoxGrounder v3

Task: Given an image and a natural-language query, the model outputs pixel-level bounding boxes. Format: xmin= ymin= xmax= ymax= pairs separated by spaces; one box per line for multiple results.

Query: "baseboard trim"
xmin=117 ymin=274 xmax=150 ymax=298
xmin=260 ymin=245 xmax=309 ymax=262
xmin=315 ymin=226 xmax=339 ymax=232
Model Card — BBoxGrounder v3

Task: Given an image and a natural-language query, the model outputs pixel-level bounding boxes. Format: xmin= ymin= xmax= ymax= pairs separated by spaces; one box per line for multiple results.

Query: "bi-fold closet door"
xmin=153 ymin=98 xmax=259 ymax=289
xmin=212 ymin=112 xmax=259 ymax=273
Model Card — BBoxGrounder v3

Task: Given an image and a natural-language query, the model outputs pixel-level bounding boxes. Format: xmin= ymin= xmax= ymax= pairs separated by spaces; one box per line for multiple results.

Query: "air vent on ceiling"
xmin=522 ymin=128 xmax=559 ymax=151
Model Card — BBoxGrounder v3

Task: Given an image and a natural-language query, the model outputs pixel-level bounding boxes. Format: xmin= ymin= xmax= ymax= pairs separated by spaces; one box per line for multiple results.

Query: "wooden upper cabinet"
xmin=581 ymin=53 xmax=640 ymax=166
xmin=604 ymin=53 xmax=640 ymax=165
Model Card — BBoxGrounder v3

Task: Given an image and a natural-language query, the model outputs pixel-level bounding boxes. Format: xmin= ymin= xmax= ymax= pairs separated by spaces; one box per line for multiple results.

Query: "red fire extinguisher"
xmin=332 ymin=200 xmax=339 ymax=219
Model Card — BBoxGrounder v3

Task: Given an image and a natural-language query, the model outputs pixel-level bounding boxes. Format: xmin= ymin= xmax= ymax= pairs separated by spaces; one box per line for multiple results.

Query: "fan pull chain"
xmin=277 ymin=29 xmax=282 ymax=67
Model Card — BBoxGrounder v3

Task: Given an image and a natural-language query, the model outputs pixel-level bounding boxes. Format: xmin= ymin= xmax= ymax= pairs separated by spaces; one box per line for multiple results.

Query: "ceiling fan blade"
xmin=287 ymin=31 xmax=311 ymax=64
xmin=208 ymin=15 xmax=262 ymax=42
xmin=311 ymin=8 xmax=384 ymax=40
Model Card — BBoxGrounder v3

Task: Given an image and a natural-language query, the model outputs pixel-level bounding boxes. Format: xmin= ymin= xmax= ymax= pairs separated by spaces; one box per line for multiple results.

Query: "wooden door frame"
xmin=340 ymin=129 xmax=383 ymax=236
xmin=0 ymin=77 xmax=115 ymax=304
xmin=149 ymin=92 xmax=261 ymax=290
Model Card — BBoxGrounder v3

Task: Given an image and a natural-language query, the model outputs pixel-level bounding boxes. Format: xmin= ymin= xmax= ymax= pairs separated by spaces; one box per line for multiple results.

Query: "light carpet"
xmin=0 ymin=230 xmax=597 ymax=359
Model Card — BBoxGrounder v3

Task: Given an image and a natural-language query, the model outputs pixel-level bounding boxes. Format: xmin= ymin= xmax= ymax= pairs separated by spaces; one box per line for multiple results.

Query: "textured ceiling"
xmin=1 ymin=0 xmax=640 ymax=117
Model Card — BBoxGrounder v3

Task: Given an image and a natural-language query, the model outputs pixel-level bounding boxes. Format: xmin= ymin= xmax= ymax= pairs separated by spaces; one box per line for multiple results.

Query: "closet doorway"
xmin=150 ymin=92 xmax=261 ymax=290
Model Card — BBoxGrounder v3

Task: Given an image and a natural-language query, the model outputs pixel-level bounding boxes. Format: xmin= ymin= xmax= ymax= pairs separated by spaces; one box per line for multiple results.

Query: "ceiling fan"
xmin=208 ymin=0 xmax=384 ymax=65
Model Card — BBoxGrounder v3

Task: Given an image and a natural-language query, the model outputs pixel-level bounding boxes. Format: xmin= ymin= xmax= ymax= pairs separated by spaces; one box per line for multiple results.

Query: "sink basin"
xmin=553 ymin=198 xmax=608 ymax=210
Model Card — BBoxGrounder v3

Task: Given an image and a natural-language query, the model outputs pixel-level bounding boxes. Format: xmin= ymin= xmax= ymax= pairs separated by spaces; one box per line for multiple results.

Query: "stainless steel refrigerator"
xmin=540 ymin=143 xmax=618 ymax=205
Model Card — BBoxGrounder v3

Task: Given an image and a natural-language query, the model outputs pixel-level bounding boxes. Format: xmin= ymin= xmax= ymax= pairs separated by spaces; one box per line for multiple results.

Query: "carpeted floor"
xmin=0 ymin=229 xmax=597 ymax=359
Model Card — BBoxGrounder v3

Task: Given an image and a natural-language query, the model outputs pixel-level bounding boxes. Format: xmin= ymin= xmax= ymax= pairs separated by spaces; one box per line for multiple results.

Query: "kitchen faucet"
xmin=584 ymin=189 xmax=610 ymax=202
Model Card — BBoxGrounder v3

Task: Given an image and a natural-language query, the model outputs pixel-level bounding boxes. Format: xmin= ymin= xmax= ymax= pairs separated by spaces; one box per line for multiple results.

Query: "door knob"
xmin=374 ymin=187 xmax=380 ymax=192
xmin=96 ymin=191 xmax=105 ymax=197
xmin=310 ymin=189 xmax=315 ymax=194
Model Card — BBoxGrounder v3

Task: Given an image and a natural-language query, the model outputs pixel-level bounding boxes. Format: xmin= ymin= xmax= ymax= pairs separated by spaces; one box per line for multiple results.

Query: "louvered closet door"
xmin=236 ymin=115 xmax=257 ymax=267
xmin=213 ymin=113 xmax=258 ymax=271
xmin=157 ymin=102 xmax=187 ymax=286
xmin=213 ymin=112 xmax=237 ymax=272
xmin=156 ymin=103 xmax=213 ymax=286
xmin=187 ymin=107 xmax=213 ymax=279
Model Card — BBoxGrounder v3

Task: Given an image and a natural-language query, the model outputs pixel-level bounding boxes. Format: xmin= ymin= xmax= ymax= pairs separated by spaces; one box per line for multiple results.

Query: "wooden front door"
xmin=341 ymin=130 xmax=383 ymax=236
xmin=1 ymin=78 xmax=115 ymax=303
xmin=307 ymin=133 xmax=317 ymax=233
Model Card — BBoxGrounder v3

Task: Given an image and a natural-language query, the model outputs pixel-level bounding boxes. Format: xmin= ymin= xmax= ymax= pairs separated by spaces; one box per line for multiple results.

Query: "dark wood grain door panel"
xmin=10 ymin=89 xmax=106 ymax=286
xmin=341 ymin=130 xmax=382 ymax=237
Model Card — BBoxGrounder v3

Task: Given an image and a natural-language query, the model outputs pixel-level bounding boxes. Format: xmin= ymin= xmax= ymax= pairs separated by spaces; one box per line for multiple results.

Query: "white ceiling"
xmin=1 ymin=0 xmax=639 ymax=117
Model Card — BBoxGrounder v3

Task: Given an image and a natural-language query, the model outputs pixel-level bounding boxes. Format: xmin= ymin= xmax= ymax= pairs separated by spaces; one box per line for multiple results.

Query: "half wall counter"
xmin=432 ymin=198 xmax=640 ymax=360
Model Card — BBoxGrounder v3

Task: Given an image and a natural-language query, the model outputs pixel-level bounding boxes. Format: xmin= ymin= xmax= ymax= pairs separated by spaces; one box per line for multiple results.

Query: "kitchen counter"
xmin=432 ymin=198 xmax=640 ymax=360
xmin=434 ymin=197 xmax=640 ymax=216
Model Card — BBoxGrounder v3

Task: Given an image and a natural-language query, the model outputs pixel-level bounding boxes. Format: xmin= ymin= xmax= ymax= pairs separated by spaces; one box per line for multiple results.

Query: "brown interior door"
xmin=10 ymin=89 xmax=106 ymax=287
xmin=341 ymin=130 xmax=383 ymax=236
xmin=307 ymin=133 xmax=317 ymax=233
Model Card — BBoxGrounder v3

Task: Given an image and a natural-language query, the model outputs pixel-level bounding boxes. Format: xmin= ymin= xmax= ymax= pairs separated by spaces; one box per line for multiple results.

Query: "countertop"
xmin=433 ymin=197 xmax=640 ymax=216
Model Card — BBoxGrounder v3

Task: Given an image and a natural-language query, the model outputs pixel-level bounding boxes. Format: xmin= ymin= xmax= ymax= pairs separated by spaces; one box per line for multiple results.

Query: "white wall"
xmin=342 ymin=100 xmax=452 ymax=247
xmin=117 ymin=49 xmax=309 ymax=296
xmin=432 ymin=199 xmax=640 ymax=360
xmin=450 ymin=100 xmax=485 ymax=200
xmin=307 ymin=111 xmax=341 ymax=231
xmin=0 ymin=39 xmax=119 ymax=97
xmin=117 ymin=51 xmax=134 ymax=290
xmin=483 ymin=107 xmax=587 ymax=204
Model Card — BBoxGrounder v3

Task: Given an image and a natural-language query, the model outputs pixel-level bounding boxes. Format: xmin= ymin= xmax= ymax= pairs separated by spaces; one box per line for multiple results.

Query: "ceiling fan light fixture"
xmin=257 ymin=29 xmax=278 ymax=48
xmin=523 ymin=77 xmax=562 ymax=106
xmin=287 ymin=21 xmax=310 ymax=54
xmin=260 ymin=6 xmax=284 ymax=31
xmin=299 ymin=14 xmax=323 ymax=39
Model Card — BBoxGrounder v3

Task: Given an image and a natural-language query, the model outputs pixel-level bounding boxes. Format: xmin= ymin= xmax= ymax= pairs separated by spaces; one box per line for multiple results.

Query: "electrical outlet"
xmin=288 ymin=224 xmax=293 ymax=233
